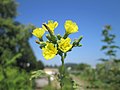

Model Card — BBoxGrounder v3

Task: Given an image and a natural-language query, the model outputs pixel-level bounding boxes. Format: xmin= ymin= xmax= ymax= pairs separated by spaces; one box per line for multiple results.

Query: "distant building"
xmin=35 ymin=68 xmax=59 ymax=89
xmin=44 ymin=68 xmax=58 ymax=81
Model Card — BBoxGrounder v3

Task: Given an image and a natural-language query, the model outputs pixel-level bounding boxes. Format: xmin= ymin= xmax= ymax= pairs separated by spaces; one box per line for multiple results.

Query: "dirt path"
xmin=70 ymin=74 xmax=88 ymax=90
xmin=35 ymin=75 xmax=88 ymax=90
xmin=35 ymin=77 xmax=48 ymax=90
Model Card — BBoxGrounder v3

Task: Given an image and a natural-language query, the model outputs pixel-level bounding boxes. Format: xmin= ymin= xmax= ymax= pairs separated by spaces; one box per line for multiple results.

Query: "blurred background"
xmin=0 ymin=0 xmax=120 ymax=90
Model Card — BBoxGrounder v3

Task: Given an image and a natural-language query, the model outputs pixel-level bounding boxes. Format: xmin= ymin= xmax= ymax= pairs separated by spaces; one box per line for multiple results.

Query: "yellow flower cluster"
xmin=32 ymin=20 xmax=58 ymax=39
xmin=32 ymin=20 xmax=79 ymax=60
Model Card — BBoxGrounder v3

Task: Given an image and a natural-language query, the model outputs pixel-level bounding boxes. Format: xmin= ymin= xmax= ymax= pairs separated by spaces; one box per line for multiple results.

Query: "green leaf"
xmin=101 ymin=46 xmax=108 ymax=50
xmin=30 ymin=70 xmax=47 ymax=80
xmin=5 ymin=53 xmax=22 ymax=66
xmin=104 ymin=25 xmax=112 ymax=30
xmin=110 ymin=45 xmax=120 ymax=49
xmin=102 ymin=30 xmax=108 ymax=36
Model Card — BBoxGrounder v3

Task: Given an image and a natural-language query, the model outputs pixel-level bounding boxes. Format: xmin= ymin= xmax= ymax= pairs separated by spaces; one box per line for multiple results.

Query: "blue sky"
xmin=16 ymin=0 xmax=120 ymax=66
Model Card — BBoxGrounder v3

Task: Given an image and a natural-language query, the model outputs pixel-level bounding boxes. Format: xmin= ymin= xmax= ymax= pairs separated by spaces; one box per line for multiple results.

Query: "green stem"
xmin=39 ymin=38 xmax=43 ymax=41
xmin=61 ymin=56 xmax=65 ymax=75
xmin=63 ymin=33 xmax=69 ymax=39
xmin=60 ymin=53 xmax=65 ymax=90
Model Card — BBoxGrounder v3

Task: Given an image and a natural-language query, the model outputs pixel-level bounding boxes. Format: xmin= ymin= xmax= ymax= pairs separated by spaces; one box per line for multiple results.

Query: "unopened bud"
xmin=57 ymin=34 xmax=62 ymax=40
xmin=35 ymin=40 xmax=41 ymax=44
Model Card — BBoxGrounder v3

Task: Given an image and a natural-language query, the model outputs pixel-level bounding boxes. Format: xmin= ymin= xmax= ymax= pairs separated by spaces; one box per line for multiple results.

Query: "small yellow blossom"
xmin=64 ymin=20 xmax=78 ymax=34
xmin=42 ymin=42 xmax=58 ymax=60
xmin=58 ymin=37 xmax=72 ymax=53
xmin=32 ymin=28 xmax=45 ymax=38
xmin=43 ymin=20 xmax=58 ymax=33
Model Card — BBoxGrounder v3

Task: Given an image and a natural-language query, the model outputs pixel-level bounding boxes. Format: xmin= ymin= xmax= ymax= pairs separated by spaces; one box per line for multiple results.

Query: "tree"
xmin=0 ymin=0 xmax=44 ymax=89
xmin=96 ymin=25 xmax=120 ymax=89
xmin=101 ymin=25 xmax=120 ymax=60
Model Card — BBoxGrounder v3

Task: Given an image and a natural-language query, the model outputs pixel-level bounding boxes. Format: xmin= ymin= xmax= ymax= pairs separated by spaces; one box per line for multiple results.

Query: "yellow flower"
xmin=58 ymin=37 xmax=72 ymax=53
xmin=43 ymin=20 xmax=58 ymax=33
xmin=42 ymin=42 xmax=58 ymax=60
xmin=64 ymin=20 xmax=78 ymax=34
xmin=32 ymin=28 xmax=45 ymax=39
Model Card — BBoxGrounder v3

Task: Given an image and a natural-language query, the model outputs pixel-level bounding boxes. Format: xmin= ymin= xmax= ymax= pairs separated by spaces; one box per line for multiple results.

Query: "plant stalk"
xmin=60 ymin=54 xmax=65 ymax=90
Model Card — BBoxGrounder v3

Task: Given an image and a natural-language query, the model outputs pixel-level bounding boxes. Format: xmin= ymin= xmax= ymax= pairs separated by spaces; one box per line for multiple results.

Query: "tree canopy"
xmin=0 ymin=0 xmax=44 ymax=89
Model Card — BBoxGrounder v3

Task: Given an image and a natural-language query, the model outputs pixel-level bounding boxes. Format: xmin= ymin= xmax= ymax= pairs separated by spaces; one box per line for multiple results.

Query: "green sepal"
xmin=72 ymin=36 xmax=83 ymax=47
xmin=57 ymin=34 xmax=62 ymax=40
xmin=40 ymin=42 xmax=46 ymax=49
xmin=46 ymin=34 xmax=52 ymax=41
xmin=51 ymin=35 xmax=57 ymax=43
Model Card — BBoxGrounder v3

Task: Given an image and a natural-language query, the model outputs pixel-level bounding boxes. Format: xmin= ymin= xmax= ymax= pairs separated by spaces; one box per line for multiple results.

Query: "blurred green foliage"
xmin=101 ymin=25 xmax=120 ymax=59
xmin=72 ymin=25 xmax=120 ymax=90
xmin=0 ymin=66 xmax=32 ymax=90
xmin=0 ymin=0 xmax=44 ymax=89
